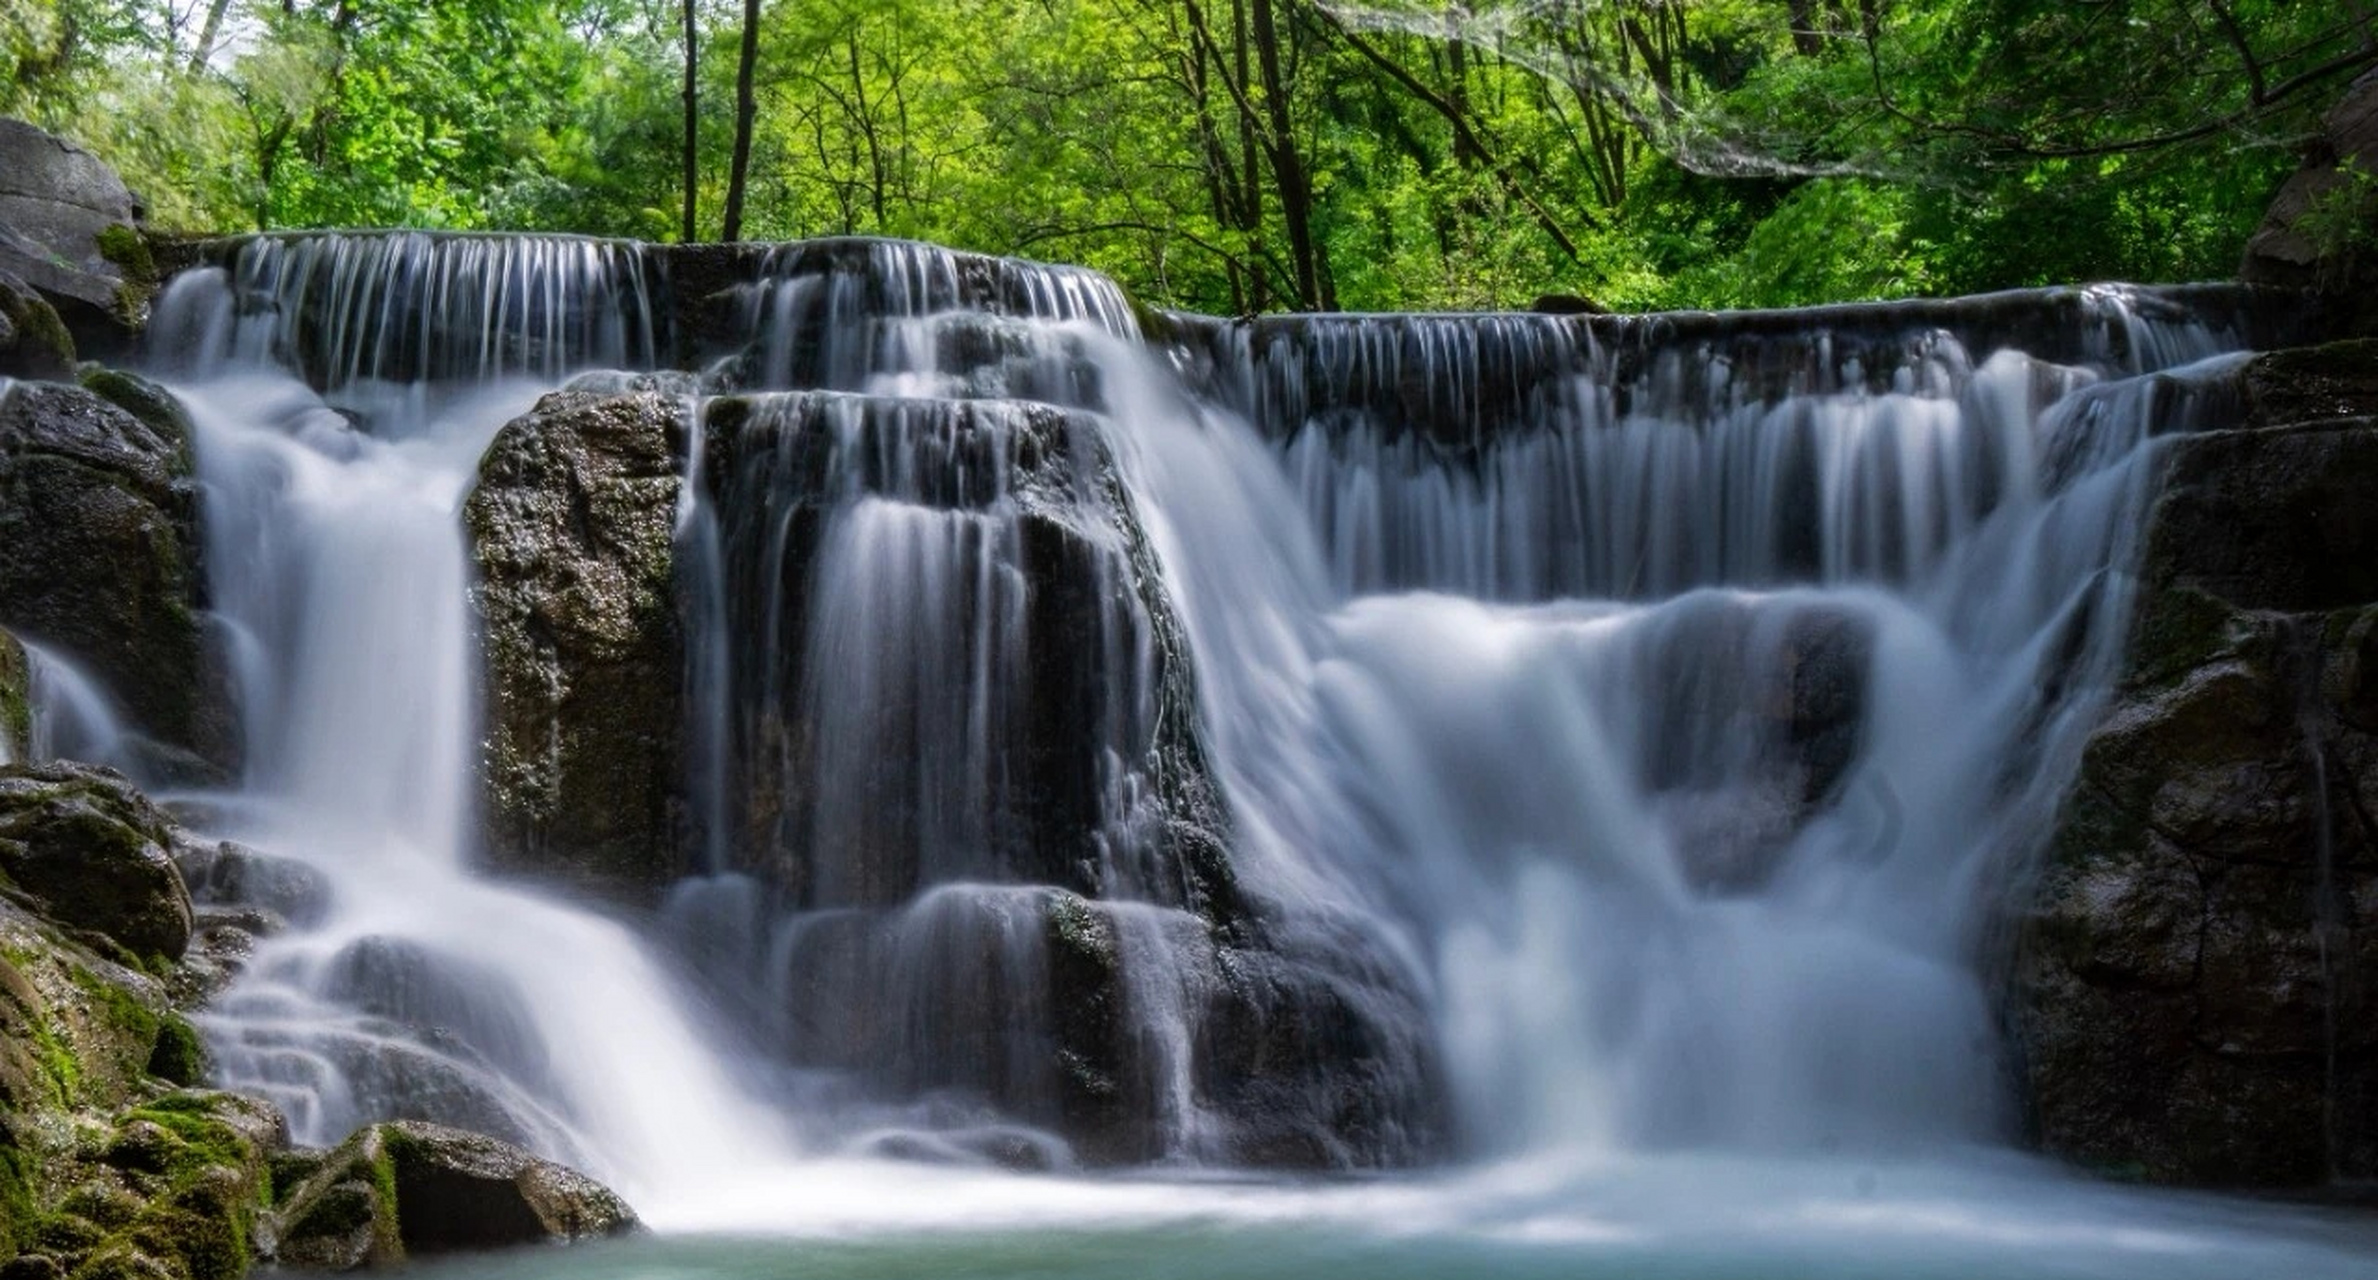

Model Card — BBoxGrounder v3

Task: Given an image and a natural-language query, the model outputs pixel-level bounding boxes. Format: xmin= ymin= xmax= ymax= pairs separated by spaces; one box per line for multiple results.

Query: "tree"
xmin=723 ymin=0 xmax=761 ymax=240
xmin=683 ymin=0 xmax=700 ymax=242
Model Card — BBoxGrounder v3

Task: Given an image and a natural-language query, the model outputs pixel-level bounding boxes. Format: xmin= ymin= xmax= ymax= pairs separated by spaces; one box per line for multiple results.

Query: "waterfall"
xmin=144 ymin=235 xmax=793 ymax=1205
xmin=128 ymin=231 xmax=2278 ymax=1199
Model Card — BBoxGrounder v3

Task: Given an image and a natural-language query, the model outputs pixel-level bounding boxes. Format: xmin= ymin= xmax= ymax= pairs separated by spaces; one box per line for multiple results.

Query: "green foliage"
xmin=2 ymin=0 xmax=2366 ymax=309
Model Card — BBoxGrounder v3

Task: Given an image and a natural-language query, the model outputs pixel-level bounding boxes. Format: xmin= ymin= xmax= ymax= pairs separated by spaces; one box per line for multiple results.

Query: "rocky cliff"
xmin=2018 ymin=341 xmax=2378 ymax=1187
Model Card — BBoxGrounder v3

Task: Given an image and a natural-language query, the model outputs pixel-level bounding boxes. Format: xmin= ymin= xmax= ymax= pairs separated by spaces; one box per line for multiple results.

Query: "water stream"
xmin=26 ymin=231 xmax=2365 ymax=1272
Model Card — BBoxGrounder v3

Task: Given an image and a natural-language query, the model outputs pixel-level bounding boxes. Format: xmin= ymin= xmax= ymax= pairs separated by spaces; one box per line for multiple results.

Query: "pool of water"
xmin=409 ymin=1153 xmax=2378 ymax=1280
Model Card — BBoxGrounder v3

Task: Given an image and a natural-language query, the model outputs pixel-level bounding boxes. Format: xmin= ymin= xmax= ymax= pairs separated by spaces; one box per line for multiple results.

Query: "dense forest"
xmin=3 ymin=0 xmax=2373 ymax=311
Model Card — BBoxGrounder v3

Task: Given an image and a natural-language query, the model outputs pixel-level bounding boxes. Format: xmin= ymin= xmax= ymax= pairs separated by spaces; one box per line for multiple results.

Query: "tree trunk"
xmin=723 ymin=0 xmax=764 ymax=242
xmin=1251 ymin=0 xmax=1327 ymax=309
xmin=681 ymin=0 xmax=699 ymax=243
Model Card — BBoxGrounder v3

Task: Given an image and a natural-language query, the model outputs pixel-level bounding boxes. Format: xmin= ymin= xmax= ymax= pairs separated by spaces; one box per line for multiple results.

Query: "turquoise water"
xmin=409 ymin=1154 xmax=2378 ymax=1279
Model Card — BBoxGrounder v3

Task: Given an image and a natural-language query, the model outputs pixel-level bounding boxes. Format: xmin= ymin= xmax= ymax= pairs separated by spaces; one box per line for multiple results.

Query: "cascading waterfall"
xmin=1121 ymin=299 xmax=2248 ymax=1156
xmin=141 ymin=234 xmax=792 ymax=1205
xmin=96 ymin=227 xmax=2339 ymax=1257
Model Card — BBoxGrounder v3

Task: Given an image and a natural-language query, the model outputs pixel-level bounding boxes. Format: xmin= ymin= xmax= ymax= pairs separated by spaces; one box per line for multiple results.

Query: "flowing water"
xmin=37 ymin=231 xmax=2367 ymax=1273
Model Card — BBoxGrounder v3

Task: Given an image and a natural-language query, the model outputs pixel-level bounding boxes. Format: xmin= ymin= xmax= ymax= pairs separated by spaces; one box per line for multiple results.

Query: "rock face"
xmin=2019 ymin=340 xmax=2378 ymax=1186
xmin=0 ymin=378 xmax=225 ymax=776
xmin=2240 ymin=70 xmax=2378 ymax=329
xmin=0 ymin=117 xmax=155 ymax=356
xmin=269 ymin=1121 xmax=639 ymax=1270
xmin=466 ymin=390 xmax=688 ymax=897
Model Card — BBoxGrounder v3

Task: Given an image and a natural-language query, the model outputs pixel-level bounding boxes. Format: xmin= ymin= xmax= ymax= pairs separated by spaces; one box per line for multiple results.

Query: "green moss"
xmin=0 ymin=630 xmax=29 ymax=762
xmin=67 ymin=969 xmax=161 ymax=1087
xmin=92 ymin=227 xmax=155 ymax=286
xmin=95 ymin=1100 xmax=270 ymax=1280
xmin=283 ymin=1179 xmax=373 ymax=1239
xmin=140 ymin=1018 xmax=203 ymax=1088
xmin=264 ymin=1151 xmax=321 ymax=1207
xmin=0 ymin=284 xmax=75 ymax=370
xmin=32 ymin=1018 xmax=84 ymax=1108
xmin=0 ymin=1135 xmax=40 ymax=1256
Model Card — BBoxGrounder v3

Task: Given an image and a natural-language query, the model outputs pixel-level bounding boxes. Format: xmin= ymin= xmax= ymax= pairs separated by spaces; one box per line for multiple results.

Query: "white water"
xmin=83 ymin=233 xmax=2375 ymax=1270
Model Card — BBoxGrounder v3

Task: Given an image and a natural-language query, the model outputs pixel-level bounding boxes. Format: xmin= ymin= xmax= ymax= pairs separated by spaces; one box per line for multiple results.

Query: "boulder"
xmin=270 ymin=1121 xmax=638 ymax=1270
xmin=0 ymin=761 xmax=194 ymax=961
xmin=0 ymin=118 xmax=153 ymax=355
xmin=465 ymin=390 xmax=687 ymax=898
xmin=0 ymin=377 xmax=229 ymax=776
xmin=2019 ymin=339 xmax=2378 ymax=1186
xmin=2240 ymin=70 xmax=2378 ymax=328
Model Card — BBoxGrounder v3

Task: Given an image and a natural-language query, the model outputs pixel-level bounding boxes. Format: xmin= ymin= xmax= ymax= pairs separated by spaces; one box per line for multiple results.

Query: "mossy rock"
xmin=271 ymin=1121 xmax=638 ymax=1271
xmin=0 ymin=762 xmax=194 ymax=961
xmin=0 ymin=272 xmax=75 ymax=381
xmin=0 ymin=628 xmax=29 ymax=763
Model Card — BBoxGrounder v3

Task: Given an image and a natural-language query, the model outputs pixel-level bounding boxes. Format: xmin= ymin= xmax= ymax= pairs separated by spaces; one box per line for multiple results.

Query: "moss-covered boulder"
xmin=269 ymin=1121 xmax=637 ymax=1270
xmin=0 ymin=885 xmax=280 ymax=1278
xmin=0 ymin=379 xmax=226 ymax=777
xmin=465 ymin=391 xmax=687 ymax=899
xmin=2019 ymin=339 xmax=2378 ymax=1187
xmin=0 ymin=762 xmax=193 ymax=963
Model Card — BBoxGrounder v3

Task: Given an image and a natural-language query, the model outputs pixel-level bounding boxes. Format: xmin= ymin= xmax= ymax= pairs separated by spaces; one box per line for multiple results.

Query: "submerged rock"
xmin=269 ymin=1121 xmax=638 ymax=1270
xmin=2020 ymin=339 xmax=2378 ymax=1186
xmin=467 ymin=390 xmax=687 ymax=898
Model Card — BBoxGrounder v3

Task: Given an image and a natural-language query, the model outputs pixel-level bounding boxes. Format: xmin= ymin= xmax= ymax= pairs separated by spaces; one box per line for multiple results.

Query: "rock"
xmin=1529 ymin=293 xmax=1607 ymax=316
xmin=0 ymin=898 xmax=280 ymax=1270
xmin=2244 ymin=71 xmax=2378 ymax=289
xmin=2240 ymin=70 xmax=2378 ymax=328
xmin=0 ymin=269 xmax=75 ymax=381
xmin=0 ymin=761 xmax=194 ymax=961
xmin=270 ymin=1121 xmax=638 ymax=1270
xmin=0 ymin=626 xmax=27 ymax=763
xmin=0 ymin=377 xmax=228 ymax=775
xmin=0 ymin=118 xmax=153 ymax=355
xmin=466 ymin=390 xmax=688 ymax=898
xmin=171 ymin=837 xmax=332 ymax=931
xmin=2019 ymin=339 xmax=2378 ymax=1186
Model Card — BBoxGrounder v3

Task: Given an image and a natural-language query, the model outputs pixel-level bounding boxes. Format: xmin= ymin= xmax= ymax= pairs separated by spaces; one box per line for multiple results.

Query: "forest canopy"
xmin=3 ymin=0 xmax=2371 ymax=312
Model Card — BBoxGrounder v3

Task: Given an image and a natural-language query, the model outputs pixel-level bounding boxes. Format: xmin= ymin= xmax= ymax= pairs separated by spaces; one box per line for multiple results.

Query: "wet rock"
xmin=0 ymin=761 xmax=193 ymax=961
xmin=171 ymin=838 xmax=331 ymax=930
xmin=270 ymin=1121 xmax=638 ymax=1270
xmin=0 ymin=118 xmax=153 ymax=355
xmin=0 ymin=269 xmax=75 ymax=381
xmin=466 ymin=390 xmax=687 ymax=898
xmin=2020 ymin=339 xmax=2378 ymax=1186
xmin=0 ymin=378 xmax=227 ymax=774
